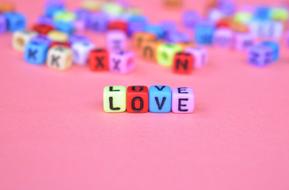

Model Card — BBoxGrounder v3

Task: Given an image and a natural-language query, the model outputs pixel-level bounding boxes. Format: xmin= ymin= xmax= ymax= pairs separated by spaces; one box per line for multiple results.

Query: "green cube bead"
xmin=54 ymin=11 xmax=76 ymax=22
xmin=271 ymin=8 xmax=289 ymax=21
xmin=101 ymin=3 xmax=123 ymax=18
xmin=234 ymin=12 xmax=252 ymax=24
xmin=103 ymin=86 xmax=127 ymax=113
xmin=157 ymin=44 xmax=182 ymax=67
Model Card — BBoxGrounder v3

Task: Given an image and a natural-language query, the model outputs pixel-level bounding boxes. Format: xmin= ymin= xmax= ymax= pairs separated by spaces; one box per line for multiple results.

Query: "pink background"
xmin=1 ymin=0 xmax=289 ymax=190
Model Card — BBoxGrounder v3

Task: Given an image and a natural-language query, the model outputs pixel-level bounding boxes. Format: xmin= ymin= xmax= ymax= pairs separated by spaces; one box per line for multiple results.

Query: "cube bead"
xmin=88 ymin=48 xmax=109 ymax=71
xmin=110 ymin=51 xmax=135 ymax=74
xmin=127 ymin=86 xmax=149 ymax=113
xmin=103 ymin=86 xmax=127 ymax=113
xmin=47 ymin=30 xmax=69 ymax=42
xmin=149 ymin=85 xmax=172 ymax=113
xmin=141 ymin=40 xmax=160 ymax=62
xmin=157 ymin=43 xmax=182 ymax=67
xmin=173 ymin=52 xmax=194 ymax=74
xmin=4 ymin=12 xmax=26 ymax=32
xmin=213 ymin=28 xmax=234 ymax=47
xmin=12 ymin=30 xmax=37 ymax=51
xmin=172 ymin=87 xmax=195 ymax=113
xmin=107 ymin=30 xmax=127 ymax=53
xmin=185 ymin=47 xmax=207 ymax=69
xmin=248 ymin=44 xmax=273 ymax=66
xmin=47 ymin=46 xmax=73 ymax=71
xmin=132 ymin=32 xmax=156 ymax=50
xmin=24 ymin=37 xmax=50 ymax=65
xmin=72 ymin=41 xmax=95 ymax=65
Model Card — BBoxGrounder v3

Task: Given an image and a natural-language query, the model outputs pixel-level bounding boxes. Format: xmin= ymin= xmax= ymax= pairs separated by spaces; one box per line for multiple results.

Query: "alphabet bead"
xmin=110 ymin=51 xmax=135 ymax=74
xmin=173 ymin=52 xmax=194 ymax=74
xmin=213 ymin=28 xmax=234 ymax=47
xmin=107 ymin=30 xmax=127 ymax=53
xmin=149 ymin=85 xmax=172 ymax=113
xmin=88 ymin=48 xmax=109 ymax=71
xmin=127 ymin=86 xmax=149 ymax=113
xmin=47 ymin=46 xmax=73 ymax=71
xmin=248 ymin=44 xmax=273 ymax=66
xmin=12 ymin=30 xmax=37 ymax=51
xmin=132 ymin=32 xmax=156 ymax=50
xmin=157 ymin=43 xmax=182 ymax=67
xmin=103 ymin=86 xmax=127 ymax=113
xmin=234 ymin=32 xmax=254 ymax=51
xmin=194 ymin=22 xmax=215 ymax=45
xmin=184 ymin=47 xmax=207 ymax=69
xmin=4 ymin=12 xmax=26 ymax=32
xmin=141 ymin=40 xmax=160 ymax=62
xmin=71 ymin=41 xmax=95 ymax=65
xmin=172 ymin=87 xmax=195 ymax=113
xmin=261 ymin=41 xmax=279 ymax=61
xmin=24 ymin=37 xmax=50 ymax=65
xmin=87 ymin=12 xmax=108 ymax=32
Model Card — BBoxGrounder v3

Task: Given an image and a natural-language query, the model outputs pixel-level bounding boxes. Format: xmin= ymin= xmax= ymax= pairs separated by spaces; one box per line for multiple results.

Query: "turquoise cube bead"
xmin=149 ymin=85 xmax=172 ymax=113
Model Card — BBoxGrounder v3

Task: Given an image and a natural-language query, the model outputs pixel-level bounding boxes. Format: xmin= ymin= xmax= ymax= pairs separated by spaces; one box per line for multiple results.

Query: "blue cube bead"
xmin=166 ymin=31 xmax=190 ymax=43
xmin=127 ymin=15 xmax=147 ymax=36
xmin=24 ymin=37 xmax=50 ymax=65
xmin=183 ymin=11 xmax=199 ymax=28
xmin=0 ymin=14 xmax=7 ymax=33
xmin=145 ymin=25 xmax=165 ymax=39
xmin=45 ymin=0 xmax=65 ymax=18
xmin=4 ymin=12 xmax=26 ymax=32
xmin=254 ymin=6 xmax=271 ymax=21
xmin=54 ymin=20 xmax=74 ymax=34
xmin=194 ymin=22 xmax=215 ymax=45
xmin=149 ymin=85 xmax=172 ymax=113
xmin=249 ymin=45 xmax=273 ymax=66
xmin=160 ymin=21 xmax=177 ymax=37
xmin=261 ymin=41 xmax=279 ymax=61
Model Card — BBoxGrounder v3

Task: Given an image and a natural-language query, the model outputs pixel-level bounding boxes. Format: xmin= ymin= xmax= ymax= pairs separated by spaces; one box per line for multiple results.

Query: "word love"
xmin=103 ymin=85 xmax=195 ymax=113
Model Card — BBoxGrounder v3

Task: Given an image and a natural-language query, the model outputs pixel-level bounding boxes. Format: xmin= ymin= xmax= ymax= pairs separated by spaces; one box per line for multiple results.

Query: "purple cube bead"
xmin=87 ymin=12 xmax=108 ymax=32
xmin=109 ymin=51 xmax=135 ymax=74
xmin=249 ymin=44 xmax=273 ymax=66
xmin=172 ymin=87 xmax=195 ymax=113
xmin=183 ymin=11 xmax=200 ymax=28
xmin=0 ymin=14 xmax=7 ymax=33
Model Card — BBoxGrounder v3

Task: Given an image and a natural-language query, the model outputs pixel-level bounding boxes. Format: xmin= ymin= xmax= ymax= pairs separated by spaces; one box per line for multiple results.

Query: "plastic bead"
xmin=103 ymin=86 xmax=127 ymax=113
xmin=149 ymin=85 xmax=172 ymax=113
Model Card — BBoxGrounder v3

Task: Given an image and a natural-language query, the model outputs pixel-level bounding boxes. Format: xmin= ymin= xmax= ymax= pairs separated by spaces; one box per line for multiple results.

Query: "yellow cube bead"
xmin=47 ymin=46 xmax=73 ymax=71
xmin=12 ymin=30 xmax=37 ymax=51
xmin=47 ymin=30 xmax=69 ymax=43
xmin=103 ymin=86 xmax=127 ymax=113
xmin=157 ymin=43 xmax=182 ymax=67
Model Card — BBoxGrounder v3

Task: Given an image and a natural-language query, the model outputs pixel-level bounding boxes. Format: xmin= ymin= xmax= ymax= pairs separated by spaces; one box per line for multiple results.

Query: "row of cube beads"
xmin=103 ymin=85 xmax=195 ymax=113
xmin=13 ymin=31 xmax=135 ymax=73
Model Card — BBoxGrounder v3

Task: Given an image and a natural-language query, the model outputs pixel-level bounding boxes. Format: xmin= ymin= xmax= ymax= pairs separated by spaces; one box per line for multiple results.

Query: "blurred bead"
xmin=194 ymin=22 xmax=215 ymax=45
xmin=261 ymin=41 xmax=280 ymax=61
xmin=213 ymin=28 xmax=234 ymax=47
xmin=248 ymin=44 xmax=274 ymax=66
xmin=183 ymin=11 xmax=200 ymax=28
xmin=107 ymin=30 xmax=127 ymax=53
xmin=109 ymin=51 xmax=135 ymax=74
xmin=234 ymin=32 xmax=254 ymax=51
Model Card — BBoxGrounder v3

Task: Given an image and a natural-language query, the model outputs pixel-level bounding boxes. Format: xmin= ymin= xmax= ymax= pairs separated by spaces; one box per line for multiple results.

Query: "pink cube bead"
xmin=172 ymin=87 xmax=195 ymax=113
xmin=185 ymin=47 xmax=208 ymax=69
xmin=234 ymin=32 xmax=254 ymax=51
xmin=213 ymin=28 xmax=234 ymax=47
xmin=109 ymin=51 xmax=135 ymax=74
xmin=107 ymin=30 xmax=127 ymax=53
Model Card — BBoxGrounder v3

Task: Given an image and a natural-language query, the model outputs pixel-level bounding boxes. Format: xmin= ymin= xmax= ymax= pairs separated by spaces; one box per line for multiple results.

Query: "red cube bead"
xmin=88 ymin=48 xmax=109 ymax=71
xmin=173 ymin=52 xmax=194 ymax=74
xmin=127 ymin=86 xmax=149 ymax=113
xmin=50 ymin=41 xmax=71 ymax=48
xmin=32 ymin=24 xmax=54 ymax=35
xmin=108 ymin=20 xmax=128 ymax=33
